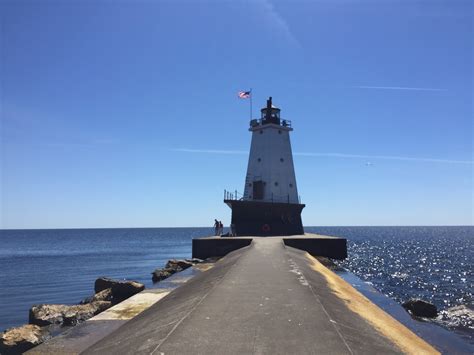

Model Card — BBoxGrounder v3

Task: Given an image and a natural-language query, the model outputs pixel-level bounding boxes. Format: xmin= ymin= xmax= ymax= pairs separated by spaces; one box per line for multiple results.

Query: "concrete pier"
xmin=81 ymin=238 xmax=437 ymax=354
xmin=192 ymin=233 xmax=347 ymax=260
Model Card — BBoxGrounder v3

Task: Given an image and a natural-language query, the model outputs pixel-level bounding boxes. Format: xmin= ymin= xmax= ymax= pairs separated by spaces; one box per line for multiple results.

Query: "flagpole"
xmin=250 ymin=88 xmax=253 ymax=120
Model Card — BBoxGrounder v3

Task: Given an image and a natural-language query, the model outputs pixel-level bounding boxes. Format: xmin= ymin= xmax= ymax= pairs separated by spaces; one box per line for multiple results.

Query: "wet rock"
xmin=438 ymin=305 xmax=474 ymax=329
xmin=152 ymin=268 xmax=175 ymax=283
xmin=94 ymin=278 xmax=144 ymax=301
xmin=165 ymin=259 xmax=194 ymax=271
xmin=402 ymin=299 xmax=438 ymax=318
xmin=0 ymin=324 xmax=49 ymax=354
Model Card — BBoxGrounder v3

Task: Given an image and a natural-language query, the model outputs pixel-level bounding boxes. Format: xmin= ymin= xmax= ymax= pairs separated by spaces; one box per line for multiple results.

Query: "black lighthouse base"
xmin=225 ymin=200 xmax=305 ymax=236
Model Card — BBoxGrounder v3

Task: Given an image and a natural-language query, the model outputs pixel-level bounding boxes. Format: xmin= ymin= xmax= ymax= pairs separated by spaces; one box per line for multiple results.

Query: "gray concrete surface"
xmin=83 ymin=238 xmax=413 ymax=355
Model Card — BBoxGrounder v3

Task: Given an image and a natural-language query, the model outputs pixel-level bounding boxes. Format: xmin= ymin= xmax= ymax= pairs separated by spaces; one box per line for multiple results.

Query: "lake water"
xmin=0 ymin=226 xmax=472 ymax=344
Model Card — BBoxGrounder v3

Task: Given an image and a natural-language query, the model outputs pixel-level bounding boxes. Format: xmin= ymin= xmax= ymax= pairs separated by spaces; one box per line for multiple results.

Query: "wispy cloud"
xmin=171 ymin=148 xmax=472 ymax=165
xmin=171 ymin=148 xmax=247 ymax=155
xmin=257 ymin=0 xmax=300 ymax=48
xmin=294 ymin=152 xmax=472 ymax=165
xmin=353 ymin=86 xmax=446 ymax=92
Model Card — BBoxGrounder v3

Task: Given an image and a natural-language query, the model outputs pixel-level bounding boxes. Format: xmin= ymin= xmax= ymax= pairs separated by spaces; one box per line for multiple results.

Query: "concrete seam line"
xmin=306 ymin=281 xmax=354 ymax=355
xmin=149 ymin=248 xmax=249 ymax=355
xmin=285 ymin=248 xmax=355 ymax=355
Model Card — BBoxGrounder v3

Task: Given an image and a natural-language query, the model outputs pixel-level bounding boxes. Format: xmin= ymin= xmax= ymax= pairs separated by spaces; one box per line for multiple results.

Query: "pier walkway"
xmin=83 ymin=238 xmax=437 ymax=354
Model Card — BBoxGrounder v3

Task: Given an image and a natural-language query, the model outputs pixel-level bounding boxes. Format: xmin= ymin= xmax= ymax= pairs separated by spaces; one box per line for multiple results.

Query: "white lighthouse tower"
xmin=225 ymin=97 xmax=305 ymax=236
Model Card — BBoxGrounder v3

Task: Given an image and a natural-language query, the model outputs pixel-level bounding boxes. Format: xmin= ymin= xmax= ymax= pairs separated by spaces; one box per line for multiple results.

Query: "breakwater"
xmin=1 ymin=227 xmax=472 ymax=343
xmin=58 ymin=238 xmax=438 ymax=354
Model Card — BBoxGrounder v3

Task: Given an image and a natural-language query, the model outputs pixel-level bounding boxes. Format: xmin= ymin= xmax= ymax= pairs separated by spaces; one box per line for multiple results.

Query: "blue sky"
xmin=1 ymin=0 xmax=472 ymax=228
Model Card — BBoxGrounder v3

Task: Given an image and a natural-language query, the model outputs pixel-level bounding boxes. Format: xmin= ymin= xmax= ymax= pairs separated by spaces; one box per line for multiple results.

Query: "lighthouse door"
xmin=253 ymin=180 xmax=264 ymax=200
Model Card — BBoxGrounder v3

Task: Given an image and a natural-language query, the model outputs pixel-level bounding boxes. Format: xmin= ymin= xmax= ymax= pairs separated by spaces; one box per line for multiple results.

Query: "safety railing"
xmin=249 ymin=118 xmax=292 ymax=128
xmin=224 ymin=189 xmax=244 ymax=200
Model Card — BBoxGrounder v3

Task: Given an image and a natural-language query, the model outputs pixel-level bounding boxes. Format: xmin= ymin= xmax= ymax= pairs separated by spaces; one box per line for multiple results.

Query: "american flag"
xmin=238 ymin=91 xmax=251 ymax=99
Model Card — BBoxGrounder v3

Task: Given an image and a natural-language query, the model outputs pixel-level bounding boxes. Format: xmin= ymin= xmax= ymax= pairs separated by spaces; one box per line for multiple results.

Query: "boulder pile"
xmin=94 ymin=277 xmax=145 ymax=301
xmin=1 ymin=277 xmax=145 ymax=354
xmin=152 ymin=258 xmax=202 ymax=283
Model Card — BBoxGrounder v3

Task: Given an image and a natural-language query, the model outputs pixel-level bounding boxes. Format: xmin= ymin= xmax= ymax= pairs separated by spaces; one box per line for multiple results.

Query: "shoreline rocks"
xmin=0 ymin=324 xmax=49 ymax=354
xmin=402 ymin=299 xmax=438 ymax=318
xmin=152 ymin=258 xmax=202 ymax=283
xmin=94 ymin=278 xmax=144 ymax=301
xmin=2 ymin=277 xmax=145 ymax=354
xmin=29 ymin=301 xmax=114 ymax=327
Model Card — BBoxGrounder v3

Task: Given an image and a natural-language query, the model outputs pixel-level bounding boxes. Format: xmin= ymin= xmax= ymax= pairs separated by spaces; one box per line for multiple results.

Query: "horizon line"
xmin=1 ymin=225 xmax=472 ymax=231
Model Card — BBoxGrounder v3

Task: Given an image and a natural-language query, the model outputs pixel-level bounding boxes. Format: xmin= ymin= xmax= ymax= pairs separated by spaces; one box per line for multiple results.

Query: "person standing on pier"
xmin=213 ymin=219 xmax=219 ymax=236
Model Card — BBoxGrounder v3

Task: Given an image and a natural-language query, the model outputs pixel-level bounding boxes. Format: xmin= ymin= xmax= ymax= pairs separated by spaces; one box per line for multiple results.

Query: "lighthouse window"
xmin=259 ymin=130 xmax=263 ymax=134
xmin=289 ymin=183 xmax=293 ymax=187
xmin=274 ymin=182 xmax=279 ymax=186
xmin=248 ymin=183 xmax=252 ymax=186
xmin=257 ymin=158 xmax=261 ymax=162
xmin=278 ymin=130 xmax=282 ymax=134
xmin=280 ymin=158 xmax=284 ymax=162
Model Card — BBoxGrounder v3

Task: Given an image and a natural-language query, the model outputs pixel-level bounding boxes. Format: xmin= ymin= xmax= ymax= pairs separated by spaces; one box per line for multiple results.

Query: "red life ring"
xmin=262 ymin=224 xmax=271 ymax=233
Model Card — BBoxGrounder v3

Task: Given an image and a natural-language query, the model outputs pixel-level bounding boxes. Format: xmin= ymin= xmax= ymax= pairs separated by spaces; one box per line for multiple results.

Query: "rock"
xmin=29 ymin=304 xmax=68 ymax=326
xmin=92 ymin=288 xmax=113 ymax=302
xmin=62 ymin=301 xmax=111 ymax=326
xmin=402 ymin=299 xmax=438 ymax=318
xmin=62 ymin=304 xmax=97 ymax=326
xmin=93 ymin=300 xmax=113 ymax=313
xmin=152 ymin=268 xmax=175 ymax=283
xmin=165 ymin=259 xmax=194 ymax=271
xmin=0 ymin=324 xmax=49 ymax=354
xmin=94 ymin=277 xmax=144 ymax=301
xmin=80 ymin=287 xmax=114 ymax=305
xmin=29 ymin=302 xmax=113 ymax=327
xmin=151 ymin=258 xmax=202 ymax=283
xmin=185 ymin=258 xmax=203 ymax=264
xmin=79 ymin=295 xmax=94 ymax=305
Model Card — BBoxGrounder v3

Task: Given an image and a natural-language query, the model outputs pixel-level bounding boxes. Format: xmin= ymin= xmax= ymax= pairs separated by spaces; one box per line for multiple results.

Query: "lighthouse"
xmin=225 ymin=97 xmax=305 ymax=236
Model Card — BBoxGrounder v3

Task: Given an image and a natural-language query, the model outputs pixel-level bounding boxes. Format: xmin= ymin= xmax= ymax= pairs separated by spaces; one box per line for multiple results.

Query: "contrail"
xmin=294 ymin=152 xmax=472 ymax=165
xmin=353 ymin=86 xmax=446 ymax=92
xmin=171 ymin=148 xmax=472 ymax=165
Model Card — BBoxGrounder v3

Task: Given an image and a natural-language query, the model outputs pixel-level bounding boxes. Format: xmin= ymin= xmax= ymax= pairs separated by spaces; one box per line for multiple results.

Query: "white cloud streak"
xmin=353 ymin=86 xmax=446 ymax=92
xmin=171 ymin=148 xmax=472 ymax=165
xmin=294 ymin=152 xmax=472 ymax=165
xmin=258 ymin=0 xmax=300 ymax=48
xmin=171 ymin=148 xmax=247 ymax=155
